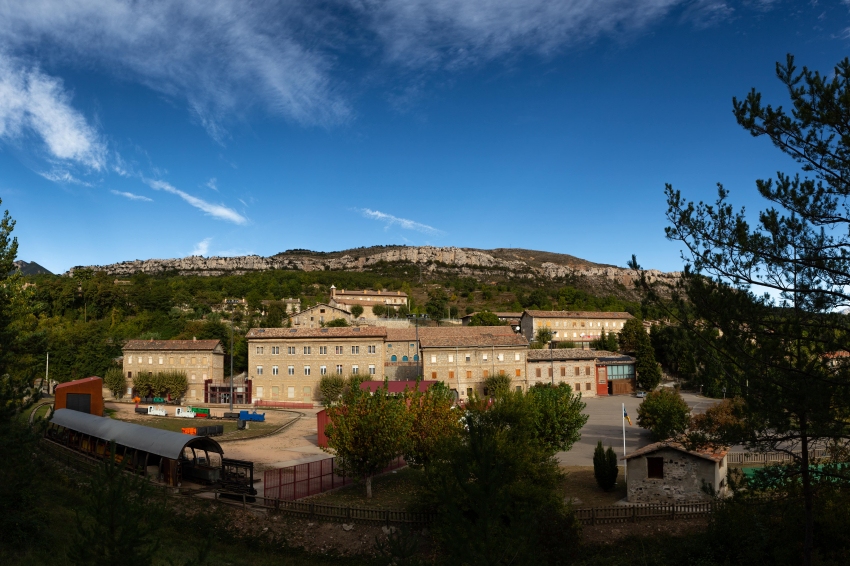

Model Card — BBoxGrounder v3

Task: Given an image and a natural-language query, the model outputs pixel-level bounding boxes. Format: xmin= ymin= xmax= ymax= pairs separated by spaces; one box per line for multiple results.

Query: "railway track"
xmin=28 ymin=401 xmax=53 ymax=425
xmin=218 ymin=409 xmax=304 ymax=443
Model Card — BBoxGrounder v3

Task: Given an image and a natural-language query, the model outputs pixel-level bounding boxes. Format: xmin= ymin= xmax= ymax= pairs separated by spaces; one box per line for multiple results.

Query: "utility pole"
xmin=229 ymin=319 xmax=234 ymax=412
xmin=45 ymin=352 xmax=49 ymax=396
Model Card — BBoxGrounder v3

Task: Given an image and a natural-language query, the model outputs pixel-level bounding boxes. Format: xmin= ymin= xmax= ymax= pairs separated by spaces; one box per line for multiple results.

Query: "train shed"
xmin=47 ymin=408 xmax=224 ymax=486
xmin=54 ymin=376 xmax=104 ymax=416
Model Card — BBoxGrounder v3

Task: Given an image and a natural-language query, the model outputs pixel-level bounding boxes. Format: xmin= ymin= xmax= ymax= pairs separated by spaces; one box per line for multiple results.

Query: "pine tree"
xmin=593 ymin=440 xmax=618 ymax=491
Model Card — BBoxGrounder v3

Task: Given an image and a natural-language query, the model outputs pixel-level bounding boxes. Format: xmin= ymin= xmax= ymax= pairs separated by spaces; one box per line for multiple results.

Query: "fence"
xmin=574 ymin=501 xmax=715 ymax=526
xmin=727 ymin=449 xmax=829 ymax=465
xmin=264 ymin=455 xmax=406 ymax=501
xmin=254 ymin=400 xmax=314 ymax=409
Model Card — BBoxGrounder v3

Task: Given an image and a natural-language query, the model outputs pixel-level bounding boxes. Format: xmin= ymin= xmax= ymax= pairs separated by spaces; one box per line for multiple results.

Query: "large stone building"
xmin=526 ymin=349 xmax=636 ymax=397
xmin=288 ymin=303 xmax=354 ymax=328
xmin=519 ymin=310 xmax=634 ymax=345
xmin=122 ymin=339 xmax=225 ymax=402
xmin=624 ymin=442 xmax=729 ymax=503
xmin=329 ymin=285 xmax=408 ymax=319
xmin=246 ymin=326 xmax=388 ymax=403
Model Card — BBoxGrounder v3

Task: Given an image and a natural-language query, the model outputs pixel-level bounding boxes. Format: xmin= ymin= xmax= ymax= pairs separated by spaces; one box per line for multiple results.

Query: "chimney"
xmin=193 ymin=336 xmax=197 ymax=341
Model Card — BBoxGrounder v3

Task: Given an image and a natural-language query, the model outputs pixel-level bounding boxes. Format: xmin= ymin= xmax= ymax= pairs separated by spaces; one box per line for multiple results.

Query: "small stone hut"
xmin=624 ymin=441 xmax=728 ymax=503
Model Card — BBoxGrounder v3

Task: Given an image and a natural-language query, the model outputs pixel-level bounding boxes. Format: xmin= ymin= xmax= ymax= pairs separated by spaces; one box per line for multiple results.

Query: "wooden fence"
xmin=574 ymin=501 xmax=715 ymax=526
xmin=727 ymin=449 xmax=828 ymax=465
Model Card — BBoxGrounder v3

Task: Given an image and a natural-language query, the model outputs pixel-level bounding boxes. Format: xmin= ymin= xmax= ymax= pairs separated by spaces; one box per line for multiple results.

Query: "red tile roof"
xmin=246 ymin=327 xmax=387 ymax=339
xmin=523 ymin=310 xmax=634 ymax=320
xmin=123 ymin=339 xmax=222 ymax=351
xmin=624 ymin=441 xmax=729 ymax=463
xmin=385 ymin=326 xmax=517 ymax=342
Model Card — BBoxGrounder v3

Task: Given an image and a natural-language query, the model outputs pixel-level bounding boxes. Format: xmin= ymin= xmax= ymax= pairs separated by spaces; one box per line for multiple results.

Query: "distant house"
xmin=288 ymin=303 xmax=353 ymax=328
xmin=624 ymin=441 xmax=729 ymax=503
xmin=526 ymin=348 xmax=636 ymax=396
xmin=461 ymin=311 xmax=522 ymax=327
xmin=329 ymin=285 xmax=408 ymax=319
xmin=519 ymin=310 xmax=634 ymax=345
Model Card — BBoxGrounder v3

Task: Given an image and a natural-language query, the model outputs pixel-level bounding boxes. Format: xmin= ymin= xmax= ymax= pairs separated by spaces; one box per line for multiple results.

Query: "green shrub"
xmin=593 ymin=441 xmax=619 ymax=491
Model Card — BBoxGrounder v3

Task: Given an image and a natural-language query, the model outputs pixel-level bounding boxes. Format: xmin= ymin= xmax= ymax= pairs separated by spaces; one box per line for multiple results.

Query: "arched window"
xmin=391 ymin=355 xmax=397 ymax=362
xmin=413 ymin=354 xmax=419 ymax=362
xmin=402 ymin=356 xmax=408 ymax=362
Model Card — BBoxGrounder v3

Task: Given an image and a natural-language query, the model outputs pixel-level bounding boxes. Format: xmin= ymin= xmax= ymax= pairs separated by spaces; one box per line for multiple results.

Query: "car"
xmin=635 ymin=390 xmax=647 ymax=398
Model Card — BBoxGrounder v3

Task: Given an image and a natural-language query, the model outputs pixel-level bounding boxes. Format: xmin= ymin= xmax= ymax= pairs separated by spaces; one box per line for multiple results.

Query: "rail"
xmin=727 ymin=449 xmax=829 ymax=465
xmin=254 ymin=401 xmax=314 ymax=409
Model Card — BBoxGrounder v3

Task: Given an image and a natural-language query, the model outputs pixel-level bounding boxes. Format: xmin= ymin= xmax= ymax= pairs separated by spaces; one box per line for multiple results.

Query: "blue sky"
xmin=0 ymin=1 xmax=848 ymax=274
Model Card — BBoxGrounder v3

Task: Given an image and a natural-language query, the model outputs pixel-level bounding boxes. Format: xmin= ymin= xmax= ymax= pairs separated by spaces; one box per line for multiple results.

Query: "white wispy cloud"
xmin=111 ymin=189 xmax=152 ymax=202
xmin=206 ymin=178 xmax=219 ymax=192
xmin=147 ymin=179 xmax=248 ymax=224
xmin=0 ymin=54 xmax=105 ymax=170
xmin=0 ymin=1 xmax=350 ymax=141
xmin=38 ymin=170 xmax=93 ymax=186
xmin=192 ymin=237 xmax=212 ymax=256
xmin=360 ymin=208 xmax=444 ymax=235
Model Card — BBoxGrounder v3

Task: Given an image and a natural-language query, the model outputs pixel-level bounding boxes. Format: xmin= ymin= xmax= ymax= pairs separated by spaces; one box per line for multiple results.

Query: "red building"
xmin=54 ymin=376 xmax=104 ymax=416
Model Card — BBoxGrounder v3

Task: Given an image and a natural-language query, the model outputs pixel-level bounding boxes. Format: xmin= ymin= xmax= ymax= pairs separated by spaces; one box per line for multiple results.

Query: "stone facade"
xmin=525 ymin=349 xmax=636 ymax=397
xmin=625 ymin=443 xmax=728 ymax=503
xmin=520 ymin=310 xmax=634 ymax=345
xmin=289 ymin=303 xmax=353 ymax=328
xmin=329 ymin=285 xmax=408 ymax=319
xmin=246 ymin=327 xmax=387 ymax=403
xmin=122 ymin=339 xmax=224 ymax=402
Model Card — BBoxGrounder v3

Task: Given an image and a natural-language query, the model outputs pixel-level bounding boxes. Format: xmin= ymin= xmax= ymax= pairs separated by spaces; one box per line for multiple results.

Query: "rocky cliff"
xmin=68 ymin=246 xmax=678 ymax=286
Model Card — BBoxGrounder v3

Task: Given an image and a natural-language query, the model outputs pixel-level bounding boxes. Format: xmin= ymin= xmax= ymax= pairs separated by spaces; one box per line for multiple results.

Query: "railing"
xmin=254 ymin=400 xmax=314 ymax=409
xmin=727 ymin=449 xmax=829 ymax=465
xmin=264 ymin=455 xmax=406 ymax=501
xmin=257 ymin=498 xmax=434 ymax=526
xmin=574 ymin=501 xmax=715 ymax=525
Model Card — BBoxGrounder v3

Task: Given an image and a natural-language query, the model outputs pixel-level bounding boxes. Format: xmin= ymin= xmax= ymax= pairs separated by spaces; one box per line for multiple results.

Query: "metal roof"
xmin=50 ymin=408 xmax=223 ymax=459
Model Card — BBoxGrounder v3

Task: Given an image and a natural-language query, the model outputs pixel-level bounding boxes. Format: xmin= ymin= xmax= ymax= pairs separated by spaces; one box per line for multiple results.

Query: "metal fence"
xmin=727 ymin=449 xmax=828 ymax=465
xmin=574 ymin=501 xmax=715 ymax=525
xmin=264 ymin=455 xmax=406 ymax=501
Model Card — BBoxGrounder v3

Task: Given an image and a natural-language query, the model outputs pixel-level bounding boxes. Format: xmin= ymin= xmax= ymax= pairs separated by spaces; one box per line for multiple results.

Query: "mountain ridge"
xmin=67 ymin=246 xmax=678 ymax=288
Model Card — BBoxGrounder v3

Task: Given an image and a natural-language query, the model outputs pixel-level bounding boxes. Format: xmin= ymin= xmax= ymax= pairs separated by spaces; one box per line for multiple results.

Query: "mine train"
xmin=46 ymin=408 xmax=257 ymax=498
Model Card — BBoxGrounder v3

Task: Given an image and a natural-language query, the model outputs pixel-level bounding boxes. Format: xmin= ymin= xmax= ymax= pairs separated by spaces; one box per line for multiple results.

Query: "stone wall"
xmin=627 ymin=448 xmax=721 ymax=503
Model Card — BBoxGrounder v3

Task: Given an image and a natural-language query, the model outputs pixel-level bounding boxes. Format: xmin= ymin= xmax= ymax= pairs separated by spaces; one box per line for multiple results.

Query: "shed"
xmin=624 ymin=441 xmax=728 ymax=503
xmin=48 ymin=408 xmax=224 ymax=486
xmin=54 ymin=376 xmax=104 ymax=416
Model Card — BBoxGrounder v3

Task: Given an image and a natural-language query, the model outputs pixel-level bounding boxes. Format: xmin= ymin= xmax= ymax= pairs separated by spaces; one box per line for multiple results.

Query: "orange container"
xmin=181 ymin=427 xmax=197 ymax=435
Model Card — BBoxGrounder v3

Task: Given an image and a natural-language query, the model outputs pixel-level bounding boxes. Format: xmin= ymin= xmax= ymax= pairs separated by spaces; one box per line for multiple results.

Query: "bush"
xmin=637 ymin=388 xmax=691 ymax=441
xmin=372 ymin=304 xmax=386 ymax=317
xmin=483 ymin=373 xmax=512 ymax=397
xmin=319 ymin=374 xmax=347 ymax=406
xmin=467 ymin=311 xmax=503 ymax=326
xmin=350 ymin=305 xmax=364 ymax=318
xmin=593 ymin=441 xmax=619 ymax=491
xmin=324 ymin=318 xmax=349 ymax=327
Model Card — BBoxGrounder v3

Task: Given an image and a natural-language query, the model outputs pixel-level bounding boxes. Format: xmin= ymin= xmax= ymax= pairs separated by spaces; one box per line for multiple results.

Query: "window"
xmin=319 ymin=346 xmax=327 ymax=355
xmin=336 ymin=365 xmax=343 ymax=374
xmin=256 ymin=365 xmax=263 ymax=375
xmin=169 ymin=358 xmax=174 ymax=364
xmin=303 ymin=386 xmax=311 ymax=398
xmin=368 ymin=345 xmax=376 ymax=354
xmin=191 ymin=389 xmax=196 ymax=398
xmin=483 ymin=370 xmax=489 ymax=378
xmin=351 ymin=365 xmax=359 ymax=375
xmin=287 ymin=387 xmax=295 ymax=399
xmin=548 ymin=368 xmax=553 ymax=377
xmin=536 ymin=368 xmax=542 ymax=378
xmin=466 ymin=371 xmax=472 ymax=379
xmin=191 ymin=357 xmax=196 ymax=364
xmin=191 ymin=374 xmax=196 ymax=381
xmin=158 ymin=357 xmax=163 ymax=365
xmin=127 ymin=371 xmax=132 ymax=378
xmin=288 ymin=366 xmax=295 ymax=375
xmin=351 ymin=346 xmax=360 ymax=354
xmin=561 ymin=367 xmax=566 ymax=377
xmin=574 ymin=383 xmax=580 ymax=392
xmin=448 ymin=354 xmax=454 ymax=363
xmin=482 ymin=353 xmax=488 ymax=361
xmin=391 ymin=355 xmax=397 ymax=362
xmin=335 ymin=346 xmax=344 ymax=355
xmin=647 ymin=457 xmax=664 ymax=479
xmin=516 ymin=369 xmax=521 ymax=377
xmin=369 ymin=365 xmax=376 ymax=375
xmin=574 ymin=367 xmax=580 ymax=376
xmin=431 ymin=372 xmax=437 ymax=379
xmin=586 ymin=382 xmax=591 ymax=391
xmin=202 ymin=373 xmax=207 ymax=380
xmin=203 ymin=356 xmax=207 ymax=364
xmin=303 ymin=346 xmax=311 ymax=355
xmin=272 ymin=386 xmax=280 ymax=397
xmin=449 ymin=371 xmax=454 ymax=379
xmin=515 ymin=353 xmax=521 ymax=361
xmin=465 ymin=354 xmax=471 ymax=362
xmin=320 ymin=309 xmax=325 ymax=313
xmin=497 ymin=353 xmax=504 ymax=362
xmin=256 ymin=386 xmax=263 ymax=398
xmin=320 ymin=365 xmax=327 ymax=375
xmin=288 ymin=347 xmax=296 ymax=355
xmin=585 ymin=366 xmax=591 ymax=376
xmin=256 ymin=346 xmax=264 ymax=355
xmin=272 ymin=365 xmax=279 ymax=375
xmin=516 ymin=385 xmax=522 ymax=392
xmin=272 ymin=347 xmax=280 ymax=355
xmin=431 ymin=355 xmax=437 ymax=363
xmin=148 ymin=356 xmax=153 ymax=364
xmin=304 ymin=366 xmax=311 ymax=376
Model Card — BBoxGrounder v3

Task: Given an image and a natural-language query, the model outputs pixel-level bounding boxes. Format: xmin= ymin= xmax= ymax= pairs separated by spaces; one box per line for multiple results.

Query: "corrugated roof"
xmin=247 ymin=326 xmax=387 ymax=339
xmin=522 ymin=310 xmax=634 ymax=320
xmin=624 ymin=441 xmax=728 ymax=463
xmin=50 ymin=408 xmax=223 ymax=459
xmin=123 ymin=339 xmax=222 ymax=351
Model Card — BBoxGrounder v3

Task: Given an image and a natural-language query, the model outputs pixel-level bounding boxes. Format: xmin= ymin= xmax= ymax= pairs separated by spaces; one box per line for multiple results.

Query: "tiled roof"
xmin=526 ymin=348 xmax=622 ymax=361
xmin=461 ymin=312 xmax=523 ymax=319
xmin=332 ymin=298 xmax=404 ymax=307
xmin=386 ymin=326 xmax=517 ymax=342
xmin=334 ymin=289 xmax=407 ymax=297
xmin=419 ymin=332 xmax=528 ymax=348
xmin=289 ymin=303 xmax=350 ymax=317
xmin=246 ymin=327 xmax=387 ymax=339
xmin=624 ymin=441 xmax=729 ymax=463
xmin=123 ymin=339 xmax=222 ymax=351
xmin=523 ymin=310 xmax=634 ymax=320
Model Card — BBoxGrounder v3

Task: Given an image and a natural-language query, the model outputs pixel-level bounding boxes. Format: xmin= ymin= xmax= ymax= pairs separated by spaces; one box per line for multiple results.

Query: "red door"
xmin=596 ymin=365 xmax=608 ymax=396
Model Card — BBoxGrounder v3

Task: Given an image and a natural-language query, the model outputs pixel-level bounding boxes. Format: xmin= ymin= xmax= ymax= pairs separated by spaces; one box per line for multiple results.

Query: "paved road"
xmin=556 ymin=391 xmax=721 ymax=467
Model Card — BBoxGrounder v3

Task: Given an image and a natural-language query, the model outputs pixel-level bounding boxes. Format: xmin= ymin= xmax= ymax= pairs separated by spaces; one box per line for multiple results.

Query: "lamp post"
xmin=407 ymin=313 xmax=428 ymax=376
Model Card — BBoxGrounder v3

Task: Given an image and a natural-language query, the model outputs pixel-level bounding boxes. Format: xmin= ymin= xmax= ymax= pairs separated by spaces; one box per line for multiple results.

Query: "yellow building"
xmin=122 ymin=339 xmax=224 ymax=402
xmin=519 ymin=310 xmax=634 ymax=345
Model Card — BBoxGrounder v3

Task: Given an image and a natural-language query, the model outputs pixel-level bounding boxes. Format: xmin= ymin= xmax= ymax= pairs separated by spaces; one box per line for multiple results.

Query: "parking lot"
xmin=556 ymin=390 xmax=721 ymax=467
